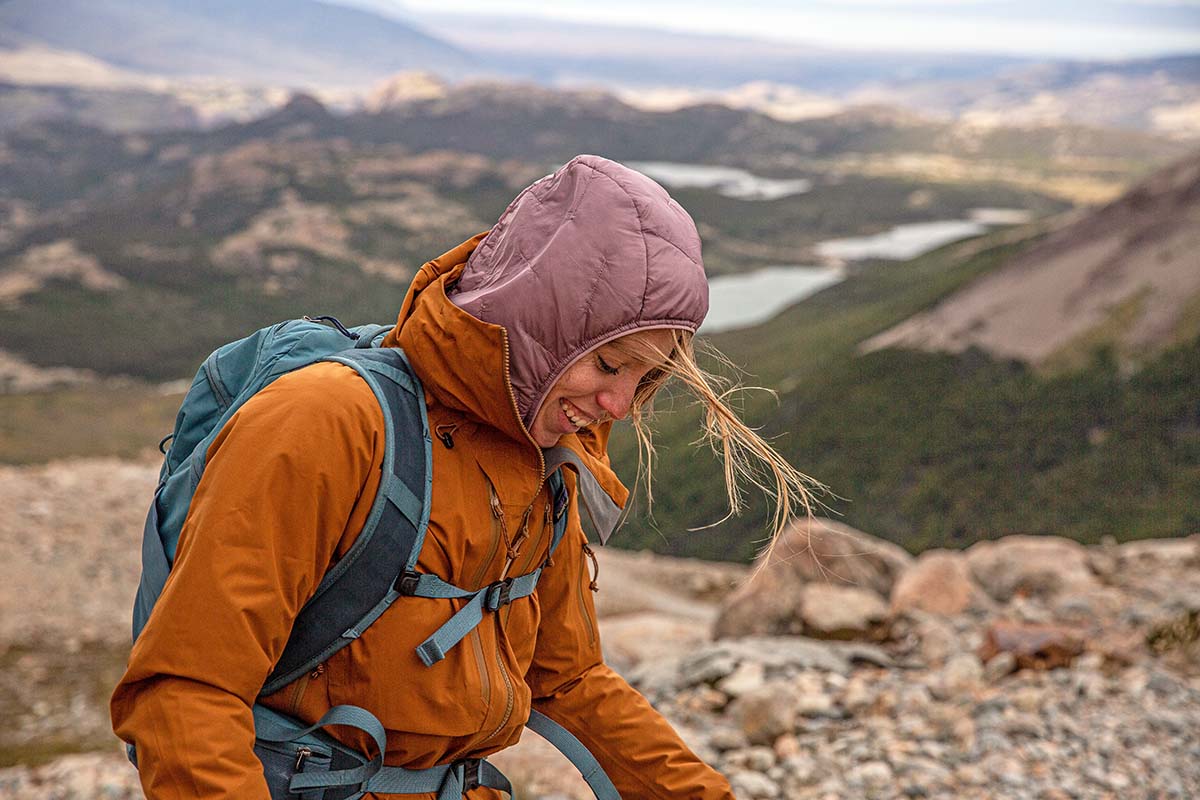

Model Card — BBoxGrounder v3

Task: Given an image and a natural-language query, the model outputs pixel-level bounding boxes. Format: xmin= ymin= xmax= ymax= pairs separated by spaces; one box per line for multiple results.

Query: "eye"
xmin=595 ymin=354 xmax=620 ymax=375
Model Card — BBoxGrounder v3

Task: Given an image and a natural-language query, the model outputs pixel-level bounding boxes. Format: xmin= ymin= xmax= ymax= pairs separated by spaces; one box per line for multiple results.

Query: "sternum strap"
xmin=401 ymin=569 xmax=543 ymax=667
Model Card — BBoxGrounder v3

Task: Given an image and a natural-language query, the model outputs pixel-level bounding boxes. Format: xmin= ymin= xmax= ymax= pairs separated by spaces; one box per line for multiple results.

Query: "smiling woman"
xmin=113 ymin=154 xmax=821 ymax=800
xmin=530 ymin=329 xmax=675 ymax=447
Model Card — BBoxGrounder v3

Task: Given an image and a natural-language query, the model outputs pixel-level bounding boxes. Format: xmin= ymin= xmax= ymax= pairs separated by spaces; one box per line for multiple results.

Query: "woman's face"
xmin=530 ymin=329 xmax=676 ymax=448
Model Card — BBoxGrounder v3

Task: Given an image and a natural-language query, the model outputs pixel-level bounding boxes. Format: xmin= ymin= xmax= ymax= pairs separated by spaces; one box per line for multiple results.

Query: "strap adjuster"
xmin=395 ymin=571 xmax=421 ymax=596
xmin=458 ymin=758 xmax=482 ymax=792
xmin=484 ymin=578 xmax=514 ymax=611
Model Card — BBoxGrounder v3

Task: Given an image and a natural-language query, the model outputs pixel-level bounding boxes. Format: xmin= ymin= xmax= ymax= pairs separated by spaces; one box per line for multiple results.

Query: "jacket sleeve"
xmin=525 ymin=488 xmax=734 ymax=800
xmin=110 ymin=364 xmax=385 ymax=799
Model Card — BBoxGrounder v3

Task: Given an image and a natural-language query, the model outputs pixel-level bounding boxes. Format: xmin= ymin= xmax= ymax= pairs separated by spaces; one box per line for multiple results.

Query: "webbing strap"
xmin=254 ymin=704 xmax=512 ymax=799
xmin=360 ymin=758 xmax=511 ymax=800
xmin=413 ymin=570 xmax=543 ymax=667
xmin=364 ymin=360 xmax=417 ymax=395
xmin=527 ymin=710 xmax=622 ymax=800
xmin=385 ymin=479 xmax=423 ymax=530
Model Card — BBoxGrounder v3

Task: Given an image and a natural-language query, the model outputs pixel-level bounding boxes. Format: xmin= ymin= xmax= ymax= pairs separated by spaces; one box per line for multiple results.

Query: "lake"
xmin=814 ymin=209 xmax=1031 ymax=261
xmin=629 ymin=161 xmax=812 ymax=201
xmin=701 ymin=266 xmax=843 ymax=334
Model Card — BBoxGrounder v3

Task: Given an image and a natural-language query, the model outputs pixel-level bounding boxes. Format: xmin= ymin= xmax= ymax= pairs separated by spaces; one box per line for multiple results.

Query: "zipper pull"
xmin=582 ymin=542 xmax=599 ymax=592
xmin=310 ymin=663 xmax=325 ymax=679
xmin=507 ymin=509 xmax=532 ymax=560
xmin=435 ymin=423 xmax=458 ymax=449
xmin=295 ymin=746 xmax=313 ymax=772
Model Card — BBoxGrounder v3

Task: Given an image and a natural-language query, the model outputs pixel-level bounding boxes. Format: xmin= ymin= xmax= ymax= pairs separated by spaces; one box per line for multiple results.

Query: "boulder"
xmin=890 ymin=549 xmax=987 ymax=616
xmin=799 ymin=583 xmax=890 ymax=641
xmin=965 ymin=535 xmax=1098 ymax=602
xmin=714 ymin=517 xmax=912 ymax=639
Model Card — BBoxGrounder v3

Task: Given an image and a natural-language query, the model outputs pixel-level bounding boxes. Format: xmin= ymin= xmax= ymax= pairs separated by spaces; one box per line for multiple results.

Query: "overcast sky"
xmin=340 ymin=0 xmax=1200 ymax=59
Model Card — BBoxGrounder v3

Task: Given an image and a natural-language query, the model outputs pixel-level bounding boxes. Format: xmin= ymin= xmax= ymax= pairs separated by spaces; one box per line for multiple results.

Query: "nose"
xmin=595 ymin=375 xmax=639 ymax=420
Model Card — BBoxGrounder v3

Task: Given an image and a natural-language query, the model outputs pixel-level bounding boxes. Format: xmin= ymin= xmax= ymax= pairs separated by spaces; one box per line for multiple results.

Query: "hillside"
xmin=861 ymin=151 xmax=1200 ymax=371
xmin=3 ymin=90 xmax=1148 ymax=378
xmin=606 ymin=156 xmax=1200 ymax=560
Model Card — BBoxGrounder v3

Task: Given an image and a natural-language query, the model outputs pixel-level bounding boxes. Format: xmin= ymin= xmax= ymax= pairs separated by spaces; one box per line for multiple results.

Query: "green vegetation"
xmin=0 ymin=383 xmax=182 ymax=464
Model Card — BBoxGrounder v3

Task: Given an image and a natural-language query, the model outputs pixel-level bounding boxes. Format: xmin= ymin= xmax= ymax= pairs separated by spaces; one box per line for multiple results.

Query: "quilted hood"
xmin=448 ymin=154 xmax=708 ymax=428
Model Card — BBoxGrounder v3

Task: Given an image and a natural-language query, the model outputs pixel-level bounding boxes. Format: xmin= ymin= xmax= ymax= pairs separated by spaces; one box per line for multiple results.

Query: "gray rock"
xmin=848 ymin=760 xmax=894 ymax=790
xmin=716 ymin=660 xmax=765 ymax=698
xmin=983 ymin=650 xmax=1017 ymax=682
xmin=708 ymin=726 xmax=749 ymax=752
xmin=932 ymin=652 xmax=984 ymax=699
xmin=727 ymin=770 xmax=779 ymax=799
xmin=679 ymin=650 xmax=738 ymax=687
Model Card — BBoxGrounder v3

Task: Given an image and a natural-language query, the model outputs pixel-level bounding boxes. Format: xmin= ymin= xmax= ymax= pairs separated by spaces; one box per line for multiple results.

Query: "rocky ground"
xmin=0 ymin=459 xmax=1197 ymax=799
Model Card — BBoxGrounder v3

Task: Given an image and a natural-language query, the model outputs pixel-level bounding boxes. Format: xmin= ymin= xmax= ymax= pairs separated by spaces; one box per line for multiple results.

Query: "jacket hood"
xmin=448 ymin=154 xmax=708 ymax=428
xmin=381 ymin=235 xmax=612 ymax=485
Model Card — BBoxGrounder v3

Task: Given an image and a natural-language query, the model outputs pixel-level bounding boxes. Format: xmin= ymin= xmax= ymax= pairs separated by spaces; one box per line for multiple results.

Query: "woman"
xmin=111 ymin=155 xmax=817 ymax=798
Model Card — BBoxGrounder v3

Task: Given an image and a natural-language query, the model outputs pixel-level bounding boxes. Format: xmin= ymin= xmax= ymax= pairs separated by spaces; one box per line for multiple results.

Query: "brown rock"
xmin=977 ymin=621 xmax=1085 ymax=671
xmin=714 ymin=518 xmax=911 ymax=639
xmin=890 ymin=549 xmax=984 ymax=616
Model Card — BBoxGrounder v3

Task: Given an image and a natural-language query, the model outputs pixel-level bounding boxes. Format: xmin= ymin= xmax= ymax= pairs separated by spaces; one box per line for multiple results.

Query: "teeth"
xmin=560 ymin=399 xmax=592 ymax=428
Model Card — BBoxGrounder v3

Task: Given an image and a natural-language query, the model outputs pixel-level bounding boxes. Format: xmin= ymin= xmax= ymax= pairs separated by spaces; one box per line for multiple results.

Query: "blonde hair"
xmin=608 ymin=329 xmax=826 ymax=565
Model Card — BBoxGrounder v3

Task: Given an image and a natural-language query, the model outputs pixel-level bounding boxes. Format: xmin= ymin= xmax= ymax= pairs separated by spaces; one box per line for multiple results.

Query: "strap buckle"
xmin=395 ymin=570 xmax=421 ymax=596
xmin=458 ymin=758 xmax=482 ymax=792
xmin=484 ymin=578 xmax=514 ymax=611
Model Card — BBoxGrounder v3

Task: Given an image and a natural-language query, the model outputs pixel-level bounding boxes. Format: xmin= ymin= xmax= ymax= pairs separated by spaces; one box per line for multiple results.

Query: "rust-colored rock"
xmin=977 ymin=621 xmax=1085 ymax=671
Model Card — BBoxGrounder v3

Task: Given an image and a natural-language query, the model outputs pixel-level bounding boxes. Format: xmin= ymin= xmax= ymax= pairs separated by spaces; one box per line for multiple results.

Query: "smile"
xmin=559 ymin=398 xmax=594 ymax=429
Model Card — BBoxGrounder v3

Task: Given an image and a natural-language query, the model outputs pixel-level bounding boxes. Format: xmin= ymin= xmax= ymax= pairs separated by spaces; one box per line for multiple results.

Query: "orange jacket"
xmin=111 ymin=234 xmax=734 ymax=799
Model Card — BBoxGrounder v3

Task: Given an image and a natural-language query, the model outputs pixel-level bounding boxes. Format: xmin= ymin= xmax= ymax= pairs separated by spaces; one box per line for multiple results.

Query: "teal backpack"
xmin=131 ymin=316 xmax=621 ymax=800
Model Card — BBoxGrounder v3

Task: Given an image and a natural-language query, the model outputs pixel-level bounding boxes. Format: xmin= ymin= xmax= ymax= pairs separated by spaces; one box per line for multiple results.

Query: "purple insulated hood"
xmin=449 ymin=155 xmax=709 ymax=429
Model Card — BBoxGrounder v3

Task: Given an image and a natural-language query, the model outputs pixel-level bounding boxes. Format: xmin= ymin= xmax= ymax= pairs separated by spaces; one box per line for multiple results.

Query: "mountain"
xmin=0 ymin=0 xmax=477 ymax=88
xmin=849 ymin=55 xmax=1200 ymax=140
xmin=861 ymin=151 xmax=1200 ymax=371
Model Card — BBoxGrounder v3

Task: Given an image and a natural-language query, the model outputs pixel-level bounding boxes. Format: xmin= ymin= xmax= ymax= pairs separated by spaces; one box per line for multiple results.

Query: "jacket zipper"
xmin=477 ymin=332 xmax=547 ymax=744
xmin=481 ymin=614 xmax=516 ymax=743
xmin=469 ymin=478 xmax=506 ymax=591
xmin=578 ymin=543 xmax=599 ymax=646
xmin=464 ymin=479 xmax=507 ymax=713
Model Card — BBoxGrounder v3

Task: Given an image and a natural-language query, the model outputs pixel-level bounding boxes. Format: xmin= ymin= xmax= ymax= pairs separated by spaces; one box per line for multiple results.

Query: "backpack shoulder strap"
xmin=261 ymin=347 xmax=432 ymax=695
